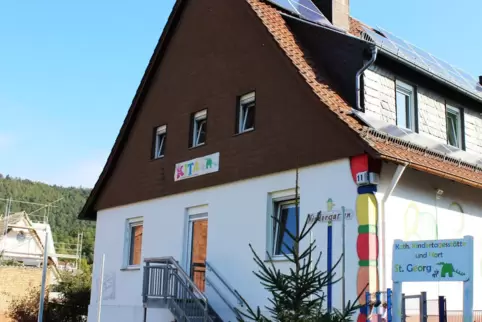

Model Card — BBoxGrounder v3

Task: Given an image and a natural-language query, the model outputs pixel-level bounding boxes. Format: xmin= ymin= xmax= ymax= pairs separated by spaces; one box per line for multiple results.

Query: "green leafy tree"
xmin=236 ymin=171 xmax=365 ymax=322
xmin=48 ymin=269 xmax=91 ymax=321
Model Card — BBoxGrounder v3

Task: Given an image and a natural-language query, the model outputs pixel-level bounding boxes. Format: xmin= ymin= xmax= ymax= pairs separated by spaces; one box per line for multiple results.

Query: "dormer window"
xmin=446 ymin=105 xmax=463 ymax=149
xmin=190 ymin=109 xmax=207 ymax=148
xmin=153 ymin=125 xmax=166 ymax=159
xmin=395 ymin=80 xmax=416 ymax=131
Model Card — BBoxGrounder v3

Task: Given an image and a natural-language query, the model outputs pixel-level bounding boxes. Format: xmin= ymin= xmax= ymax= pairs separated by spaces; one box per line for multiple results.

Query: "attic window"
xmin=16 ymin=231 xmax=25 ymax=242
xmin=153 ymin=125 xmax=167 ymax=159
xmin=236 ymin=92 xmax=255 ymax=134
xmin=190 ymin=110 xmax=207 ymax=148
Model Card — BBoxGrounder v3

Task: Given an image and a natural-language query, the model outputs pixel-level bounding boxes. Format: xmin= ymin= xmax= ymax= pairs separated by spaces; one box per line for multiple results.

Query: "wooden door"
xmin=190 ymin=219 xmax=208 ymax=292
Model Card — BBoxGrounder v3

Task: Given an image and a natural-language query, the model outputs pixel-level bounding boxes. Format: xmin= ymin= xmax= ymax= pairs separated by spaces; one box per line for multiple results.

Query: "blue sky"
xmin=0 ymin=0 xmax=480 ymax=188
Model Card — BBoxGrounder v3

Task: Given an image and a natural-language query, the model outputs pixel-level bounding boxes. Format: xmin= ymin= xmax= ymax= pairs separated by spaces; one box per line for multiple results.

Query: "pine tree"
xmin=236 ymin=170 xmax=365 ymax=322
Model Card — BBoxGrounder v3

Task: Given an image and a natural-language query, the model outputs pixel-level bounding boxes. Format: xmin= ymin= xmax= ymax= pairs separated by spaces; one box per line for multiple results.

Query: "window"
xmin=190 ymin=110 xmax=207 ymax=147
xmin=396 ymin=80 xmax=416 ymax=131
xmin=236 ymin=92 xmax=255 ymax=133
xmin=446 ymin=105 xmax=463 ymax=148
xmin=124 ymin=218 xmax=143 ymax=268
xmin=272 ymin=198 xmax=299 ymax=256
xmin=153 ymin=125 xmax=166 ymax=159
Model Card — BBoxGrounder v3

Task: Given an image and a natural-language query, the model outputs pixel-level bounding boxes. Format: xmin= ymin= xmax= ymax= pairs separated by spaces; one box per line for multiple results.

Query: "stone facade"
xmin=363 ymin=65 xmax=482 ymax=153
xmin=0 ymin=265 xmax=52 ymax=322
xmin=464 ymin=108 xmax=482 ymax=155
xmin=417 ymin=87 xmax=447 ymax=143
xmin=364 ymin=66 xmax=396 ymax=124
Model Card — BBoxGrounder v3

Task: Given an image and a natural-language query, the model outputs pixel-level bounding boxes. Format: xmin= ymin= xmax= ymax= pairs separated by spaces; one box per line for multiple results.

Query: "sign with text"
xmin=174 ymin=153 xmax=220 ymax=181
xmin=307 ymin=209 xmax=354 ymax=224
xmin=392 ymin=237 xmax=473 ymax=282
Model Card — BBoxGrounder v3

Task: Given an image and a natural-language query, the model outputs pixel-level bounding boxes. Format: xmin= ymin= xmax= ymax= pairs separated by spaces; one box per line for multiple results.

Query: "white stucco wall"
xmin=378 ymin=163 xmax=482 ymax=312
xmin=363 ymin=65 xmax=482 ymax=154
xmin=88 ymin=159 xmax=360 ymax=322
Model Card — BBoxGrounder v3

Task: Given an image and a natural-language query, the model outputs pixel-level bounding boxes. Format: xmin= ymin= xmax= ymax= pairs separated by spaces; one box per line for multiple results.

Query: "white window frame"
xmin=123 ymin=217 xmax=144 ymax=269
xmin=266 ymin=189 xmax=299 ymax=260
xmin=192 ymin=110 xmax=207 ymax=147
xmin=238 ymin=92 xmax=255 ymax=133
xmin=446 ymin=105 xmax=463 ymax=148
xmin=395 ymin=80 xmax=416 ymax=131
xmin=154 ymin=125 xmax=167 ymax=159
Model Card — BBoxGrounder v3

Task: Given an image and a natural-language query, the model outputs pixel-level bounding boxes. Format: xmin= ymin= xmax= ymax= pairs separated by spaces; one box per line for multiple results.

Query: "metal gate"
xmin=401 ymin=292 xmax=427 ymax=322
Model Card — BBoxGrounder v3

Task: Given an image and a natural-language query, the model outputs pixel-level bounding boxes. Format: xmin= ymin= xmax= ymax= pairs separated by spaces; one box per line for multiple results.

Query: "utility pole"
xmin=38 ymin=229 xmax=49 ymax=322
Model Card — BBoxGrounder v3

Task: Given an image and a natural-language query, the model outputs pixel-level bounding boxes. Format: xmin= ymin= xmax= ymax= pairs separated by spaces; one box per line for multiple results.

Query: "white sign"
xmin=174 ymin=153 xmax=220 ymax=181
xmin=392 ymin=237 xmax=473 ymax=282
xmin=307 ymin=209 xmax=354 ymax=224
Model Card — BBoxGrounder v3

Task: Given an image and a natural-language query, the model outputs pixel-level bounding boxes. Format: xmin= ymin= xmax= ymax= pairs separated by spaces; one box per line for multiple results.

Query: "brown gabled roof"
xmin=79 ymin=0 xmax=482 ymax=220
xmin=78 ymin=0 xmax=187 ymax=220
xmin=246 ymin=0 xmax=482 ymax=188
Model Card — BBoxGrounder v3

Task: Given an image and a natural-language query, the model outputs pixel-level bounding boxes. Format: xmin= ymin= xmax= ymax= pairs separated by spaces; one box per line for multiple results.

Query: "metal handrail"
xmin=205 ymin=276 xmax=242 ymax=320
xmin=144 ymin=256 xmax=207 ymax=302
xmin=205 ymin=261 xmax=244 ymax=306
xmin=170 ymin=272 xmax=211 ymax=321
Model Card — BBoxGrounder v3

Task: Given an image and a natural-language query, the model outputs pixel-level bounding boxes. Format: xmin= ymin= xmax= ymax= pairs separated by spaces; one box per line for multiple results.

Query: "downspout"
xmin=356 ymin=46 xmax=378 ymax=111
xmin=380 ymin=163 xmax=408 ymax=291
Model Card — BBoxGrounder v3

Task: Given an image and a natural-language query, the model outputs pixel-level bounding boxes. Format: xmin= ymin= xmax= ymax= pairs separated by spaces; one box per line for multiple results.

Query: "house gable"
xmin=82 ymin=0 xmax=372 ymax=219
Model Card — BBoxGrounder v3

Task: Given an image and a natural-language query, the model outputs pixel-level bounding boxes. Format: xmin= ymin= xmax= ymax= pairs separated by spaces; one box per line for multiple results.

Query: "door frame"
xmin=183 ymin=205 xmax=209 ymax=274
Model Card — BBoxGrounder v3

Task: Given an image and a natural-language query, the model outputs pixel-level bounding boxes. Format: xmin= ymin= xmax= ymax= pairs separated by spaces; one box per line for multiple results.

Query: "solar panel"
xmin=362 ymin=27 xmax=482 ymax=100
xmin=361 ymin=27 xmax=398 ymax=53
xmin=352 ymin=110 xmax=482 ymax=168
xmin=267 ymin=0 xmax=332 ymax=27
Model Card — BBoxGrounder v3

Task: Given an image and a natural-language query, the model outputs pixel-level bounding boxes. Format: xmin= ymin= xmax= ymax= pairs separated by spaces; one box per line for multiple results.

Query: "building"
xmin=0 ymin=212 xmax=60 ymax=321
xmin=79 ymin=0 xmax=482 ymax=321
xmin=0 ymin=211 xmax=59 ymax=268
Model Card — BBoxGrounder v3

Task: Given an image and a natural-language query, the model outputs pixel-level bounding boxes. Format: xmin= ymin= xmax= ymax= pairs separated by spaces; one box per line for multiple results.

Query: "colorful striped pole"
xmin=350 ymin=154 xmax=381 ymax=322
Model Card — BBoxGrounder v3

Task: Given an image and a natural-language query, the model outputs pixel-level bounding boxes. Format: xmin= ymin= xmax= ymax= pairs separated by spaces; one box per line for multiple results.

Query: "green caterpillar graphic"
xmin=436 ymin=262 xmax=466 ymax=277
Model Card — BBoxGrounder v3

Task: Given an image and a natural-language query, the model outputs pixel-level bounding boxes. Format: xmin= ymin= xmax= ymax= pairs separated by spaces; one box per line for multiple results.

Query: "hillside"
xmin=0 ymin=175 xmax=95 ymax=263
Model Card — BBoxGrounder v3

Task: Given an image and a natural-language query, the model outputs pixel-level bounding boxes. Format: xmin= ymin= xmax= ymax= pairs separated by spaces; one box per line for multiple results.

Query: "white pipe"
xmin=381 ymin=163 xmax=408 ymax=291
xmin=97 ymin=254 xmax=106 ymax=322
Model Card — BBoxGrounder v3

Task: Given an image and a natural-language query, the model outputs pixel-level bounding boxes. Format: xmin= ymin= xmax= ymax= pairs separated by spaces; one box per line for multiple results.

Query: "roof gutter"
xmin=356 ymin=46 xmax=378 ymax=111
xmin=380 ymin=162 xmax=408 ymax=292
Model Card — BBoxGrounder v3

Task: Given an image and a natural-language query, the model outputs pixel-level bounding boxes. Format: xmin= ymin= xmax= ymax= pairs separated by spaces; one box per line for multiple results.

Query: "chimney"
xmin=313 ymin=0 xmax=350 ymax=31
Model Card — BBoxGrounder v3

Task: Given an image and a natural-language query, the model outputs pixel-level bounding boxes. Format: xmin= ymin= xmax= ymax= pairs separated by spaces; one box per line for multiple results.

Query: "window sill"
xmin=189 ymin=143 xmax=206 ymax=150
xmin=120 ymin=266 xmax=141 ymax=271
xmin=233 ymin=128 xmax=255 ymax=137
xmin=264 ymin=255 xmax=293 ymax=263
xmin=151 ymin=155 xmax=165 ymax=162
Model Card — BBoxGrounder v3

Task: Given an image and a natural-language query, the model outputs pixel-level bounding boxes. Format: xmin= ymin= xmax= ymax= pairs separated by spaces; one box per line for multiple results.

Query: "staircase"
xmin=142 ymin=257 xmax=240 ymax=322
